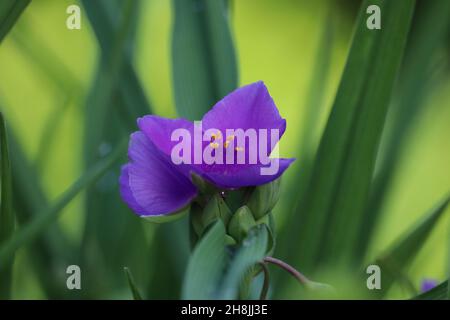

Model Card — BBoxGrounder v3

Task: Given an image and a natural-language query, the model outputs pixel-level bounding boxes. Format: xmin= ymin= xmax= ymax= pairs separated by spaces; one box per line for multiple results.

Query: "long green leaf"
xmin=293 ymin=0 xmax=415 ymax=271
xmin=182 ymin=221 xmax=227 ymax=299
xmin=5 ymin=119 xmax=73 ymax=299
xmin=124 ymin=267 xmax=143 ymax=300
xmin=0 ymin=113 xmax=14 ymax=299
xmin=0 ymin=140 xmax=127 ymax=270
xmin=374 ymin=195 xmax=449 ymax=295
xmin=81 ymin=0 xmax=152 ymax=121
xmin=277 ymin=10 xmax=335 ymax=269
xmin=0 ymin=0 xmax=29 ymax=42
xmin=172 ymin=0 xmax=237 ymax=120
xmin=79 ymin=0 xmax=155 ymax=298
xmin=358 ymin=0 xmax=450 ymax=259
xmin=413 ymin=280 xmax=448 ymax=300
xmin=218 ymin=225 xmax=268 ymax=300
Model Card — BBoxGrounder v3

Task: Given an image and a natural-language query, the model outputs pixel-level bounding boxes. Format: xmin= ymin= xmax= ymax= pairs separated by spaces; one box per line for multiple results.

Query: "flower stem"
xmin=263 ymin=256 xmax=312 ymax=288
xmin=258 ymin=262 xmax=270 ymax=300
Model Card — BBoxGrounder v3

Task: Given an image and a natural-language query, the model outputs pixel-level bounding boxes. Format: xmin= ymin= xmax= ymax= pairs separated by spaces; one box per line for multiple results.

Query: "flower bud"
xmin=190 ymin=194 xmax=232 ymax=238
xmin=227 ymin=206 xmax=257 ymax=243
xmin=246 ymin=178 xmax=281 ymax=219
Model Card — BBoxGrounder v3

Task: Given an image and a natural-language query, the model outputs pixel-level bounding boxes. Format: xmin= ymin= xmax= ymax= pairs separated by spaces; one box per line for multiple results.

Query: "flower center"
xmin=209 ymin=132 xmax=244 ymax=152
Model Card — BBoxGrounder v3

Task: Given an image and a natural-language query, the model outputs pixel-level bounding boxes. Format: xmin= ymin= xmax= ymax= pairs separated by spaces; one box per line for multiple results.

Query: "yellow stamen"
xmin=210 ymin=131 xmax=222 ymax=141
xmin=226 ymin=135 xmax=235 ymax=141
xmin=224 ymin=141 xmax=230 ymax=148
xmin=210 ymin=142 xmax=219 ymax=149
xmin=235 ymin=147 xmax=244 ymax=152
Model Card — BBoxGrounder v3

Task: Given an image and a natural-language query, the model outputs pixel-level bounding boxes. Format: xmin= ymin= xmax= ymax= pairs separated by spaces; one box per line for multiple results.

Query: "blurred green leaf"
xmin=82 ymin=0 xmax=137 ymax=163
xmin=172 ymin=0 xmax=237 ymax=120
xmin=0 ymin=113 xmax=14 ymax=299
xmin=35 ymin=96 xmax=74 ymax=172
xmin=413 ymin=280 xmax=448 ymax=300
xmin=146 ymin=220 xmax=190 ymax=299
xmin=0 ymin=140 xmax=127 ymax=270
xmin=293 ymin=0 xmax=415 ymax=270
xmin=79 ymin=0 xmax=149 ymax=297
xmin=5 ymin=121 xmax=74 ymax=298
xmin=81 ymin=0 xmax=152 ymax=121
xmin=124 ymin=267 xmax=143 ymax=300
xmin=12 ymin=25 xmax=82 ymax=93
xmin=182 ymin=220 xmax=227 ymax=299
xmin=275 ymin=14 xmax=334 ymax=289
xmin=218 ymin=225 xmax=268 ymax=299
xmin=358 ymin=0 xmax=450 ymax=259
xmin=0 ymin=0 xmax=29 ymax=42
xmin=374 ymin=195 xmax=449 ymax=295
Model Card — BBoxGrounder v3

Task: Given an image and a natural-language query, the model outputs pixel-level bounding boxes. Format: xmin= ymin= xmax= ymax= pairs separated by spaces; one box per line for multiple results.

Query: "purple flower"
xmin=420 ymin=278 xmax=437 ymax=293
xmin=120 ymin=81 xmax=294 ymax=216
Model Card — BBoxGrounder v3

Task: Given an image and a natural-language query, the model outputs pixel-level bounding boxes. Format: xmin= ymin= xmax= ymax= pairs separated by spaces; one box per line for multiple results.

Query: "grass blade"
xmin=293 ymin=0 xmax=415 ymax=270
xmin=0 ymin=0 xmax=29 ymax=42
xmin=81 ymin=0 xmax=152 ymax=119
xmin=182 ymin=221 xmax=227 ymax=299
xmin=277 ymin=10 xmax=335 ymax=268
xmin=79 ymin=1 xmax=155 ymax=298
xmin=172 ymin=0 xmax=237 ymax=120
xmin=0 ymin=140 xmax=127 ymax=270
xmin=5 ymin=118 xmax=74 ymax=298
xmin=124 ymin=267 xmax=143 ymax=300
xmin=358 ymin=0 xmax=450 ymax=259
xmin=0 ymin=113 xmax=14 ymax=299
xmin=374 ymin=195 xmax=449 ymax=295
xmin=413 ymin=280 xmax=448 ymax=300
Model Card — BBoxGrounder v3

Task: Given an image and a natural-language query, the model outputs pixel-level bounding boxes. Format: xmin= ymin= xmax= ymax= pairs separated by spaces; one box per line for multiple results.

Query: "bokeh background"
xmin=0 ymin=0 xmax=449 ymax=299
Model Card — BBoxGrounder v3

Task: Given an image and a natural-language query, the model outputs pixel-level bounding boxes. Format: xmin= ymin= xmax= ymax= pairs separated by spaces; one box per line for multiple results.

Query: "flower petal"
xmin=120 ymin=131 xmax=197 ymax=216
xmin=119 ymin=164 xmax=146 ymax=214
xmin=199 ymin=158 xmax=295 ymax=189
xmin=138 ymin=115 xmax=194 ymax=156
xmin=202 ymin=81 xmax=286 ymax=145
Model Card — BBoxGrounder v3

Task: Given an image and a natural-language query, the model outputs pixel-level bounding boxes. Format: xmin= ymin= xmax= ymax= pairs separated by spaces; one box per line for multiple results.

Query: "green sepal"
xmin=190 ymin=203 xmax=204 ymax=237
xmin=190 ymin=194 xmax=233 ymax=238
xmin=203 ymin=194 xmax=233 ymax=229
xmin=225 ymin=235 xmax=237 ymax=246
xmin=142 ymin=204 xmax=189 ymax=224
xmin=227 ymin=206 xmax=257 ymax=243
xmin=246 ymin=178 xmax=281 ymax=219
xmin=190 ymin=172 xmax=218 ymax=195
xmin=256 ymin=212 xmax=276 ymax=255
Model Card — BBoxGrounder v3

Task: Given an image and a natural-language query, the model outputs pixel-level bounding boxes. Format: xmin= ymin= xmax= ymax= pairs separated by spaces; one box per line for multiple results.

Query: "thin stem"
xmin=258 ymin=262 xmax=270 ymax=300
xmin=263 ymin=256 xmax=311 ymax=287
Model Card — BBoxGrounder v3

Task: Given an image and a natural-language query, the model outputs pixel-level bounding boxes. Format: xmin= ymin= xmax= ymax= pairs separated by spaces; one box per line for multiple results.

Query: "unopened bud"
xmin=246 ymin=178 xmax=281 ymax=219
xmin=228 ymin=206 xmax=257 ymax=242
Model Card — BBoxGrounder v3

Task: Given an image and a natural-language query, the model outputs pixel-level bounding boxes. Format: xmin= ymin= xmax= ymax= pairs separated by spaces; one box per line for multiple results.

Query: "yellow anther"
xmin=226 ymin=135 xmax=235 ymax=141
xmin=224 ymin=141 xmax=230 ymax=148
xmin=210 ymin=131 xmax=222 ymax=141
xmin=235 ymin=147 xmax=244 ymax=152
xmin=210 ymin=142 xmax=219 ymax=149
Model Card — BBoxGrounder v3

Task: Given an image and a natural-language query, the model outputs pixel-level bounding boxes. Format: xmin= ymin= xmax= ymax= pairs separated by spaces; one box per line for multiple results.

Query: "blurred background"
xmin=0 ymin=0 xmax=449 ymax=299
